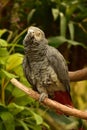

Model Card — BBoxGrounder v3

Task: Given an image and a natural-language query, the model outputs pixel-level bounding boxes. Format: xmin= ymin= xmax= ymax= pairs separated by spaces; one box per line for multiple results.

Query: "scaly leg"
xmin=37 ymin=85 xmax=48 ymax=102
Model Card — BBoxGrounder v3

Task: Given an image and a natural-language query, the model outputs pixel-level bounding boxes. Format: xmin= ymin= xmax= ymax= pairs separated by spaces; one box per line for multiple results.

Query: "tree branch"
xmin=10 ymin=78 xmax=87 ymax=120
xmin=69 ymin=68 xmax=87 ymax=81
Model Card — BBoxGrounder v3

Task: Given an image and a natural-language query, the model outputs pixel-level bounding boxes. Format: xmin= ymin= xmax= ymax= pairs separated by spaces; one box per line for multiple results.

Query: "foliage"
xmin=0 ymin=0 xmax=87 ymax=69
xmin=0 ymin=0 xmax=87 ymax=130
xmin=0 ymin=30 xmax=48 ymax=130
xmin=0 ymin=27 xmax=81 ymax=130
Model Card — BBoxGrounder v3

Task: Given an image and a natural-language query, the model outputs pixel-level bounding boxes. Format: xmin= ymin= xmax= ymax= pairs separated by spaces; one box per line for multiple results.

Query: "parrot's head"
xmin=23 ymin=26 xmax=47 ymax=47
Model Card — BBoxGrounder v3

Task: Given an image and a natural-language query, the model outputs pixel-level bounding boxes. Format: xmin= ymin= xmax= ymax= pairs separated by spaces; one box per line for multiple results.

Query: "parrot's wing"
xmin=23 ymin=57 xmax=34 ymax=86
xmin=47 ymin=45 xmax=70 ymax=92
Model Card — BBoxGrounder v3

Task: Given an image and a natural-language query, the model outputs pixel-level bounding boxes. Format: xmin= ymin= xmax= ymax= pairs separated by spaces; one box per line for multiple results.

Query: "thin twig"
xmin=10 ymin=78 xmax=87 ymax=120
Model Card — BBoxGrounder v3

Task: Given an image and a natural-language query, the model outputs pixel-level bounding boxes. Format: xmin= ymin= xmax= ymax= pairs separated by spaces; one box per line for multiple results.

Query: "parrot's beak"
xmin=23 ymin=29 xmax=34 ymax=46
xmin=27 ymin=28 xmax=35 ymax=39
xmin=27 ymin=26 xmax=35 ymax=38
xmin=28 ymin=28 xmax=34 ymax=34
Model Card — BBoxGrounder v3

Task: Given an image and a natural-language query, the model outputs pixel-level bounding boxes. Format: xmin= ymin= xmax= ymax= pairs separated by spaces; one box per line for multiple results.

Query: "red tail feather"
xmin=53 ymin=91 xmax=73 ymax=114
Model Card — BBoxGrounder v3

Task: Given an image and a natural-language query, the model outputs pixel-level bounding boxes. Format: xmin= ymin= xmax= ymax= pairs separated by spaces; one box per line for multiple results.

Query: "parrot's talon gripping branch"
xmin=39 ymin=93 xmax=48 ymax=102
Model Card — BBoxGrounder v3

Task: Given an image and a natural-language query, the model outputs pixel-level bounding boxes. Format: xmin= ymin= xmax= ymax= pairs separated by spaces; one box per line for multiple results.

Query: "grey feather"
xmin=46 ymin=45 xmax=70 ymax=92
xmin=23 ymin=26 xmax=70 ymax=96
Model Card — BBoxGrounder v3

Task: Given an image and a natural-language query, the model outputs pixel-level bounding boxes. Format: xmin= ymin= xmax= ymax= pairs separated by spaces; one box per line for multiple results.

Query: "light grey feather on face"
xmin=23 ymin=26 xmax=46 ymax=47
xmin=28 ymin=26 xmax=45 ymax=41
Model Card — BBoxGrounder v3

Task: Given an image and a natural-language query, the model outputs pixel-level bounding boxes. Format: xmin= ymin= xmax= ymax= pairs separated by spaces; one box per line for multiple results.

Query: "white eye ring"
xmin=36 ymin=32 xmax=41 ymax=36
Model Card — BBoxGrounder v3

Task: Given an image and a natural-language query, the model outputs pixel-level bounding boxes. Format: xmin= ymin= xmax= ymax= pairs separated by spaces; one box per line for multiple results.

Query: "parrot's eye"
xmin=34 ymin=31 xmax=42 ymax=41
xmin=35 ymin=31 xmax=41 ymax=37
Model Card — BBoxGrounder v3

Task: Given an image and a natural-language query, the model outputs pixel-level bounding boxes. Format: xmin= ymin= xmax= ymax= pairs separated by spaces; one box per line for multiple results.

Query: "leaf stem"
xmin=1 ymin=78 xmax=9 ymax=104
xmin=1 ymin=78 xmax=5 ymax=104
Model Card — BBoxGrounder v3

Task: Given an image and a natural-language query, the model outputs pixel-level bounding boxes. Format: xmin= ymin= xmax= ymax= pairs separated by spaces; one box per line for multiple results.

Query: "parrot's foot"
xmin=39 ymin=93 xmax=48 ymax=102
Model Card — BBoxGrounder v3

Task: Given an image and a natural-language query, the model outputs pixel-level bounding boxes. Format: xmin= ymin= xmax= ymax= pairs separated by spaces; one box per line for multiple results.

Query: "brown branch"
xmin=10 ymin=78 xmax=87 ymax=120
xmin=69 ymin=68 xmax=87 ymax=82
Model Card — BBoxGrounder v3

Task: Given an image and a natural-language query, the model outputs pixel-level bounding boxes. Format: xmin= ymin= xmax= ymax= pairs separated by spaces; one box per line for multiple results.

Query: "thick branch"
xmin=69 ymin=68 xmax=87 ymax=81
xmin=10 ymin=78 xmax=87 ymax=120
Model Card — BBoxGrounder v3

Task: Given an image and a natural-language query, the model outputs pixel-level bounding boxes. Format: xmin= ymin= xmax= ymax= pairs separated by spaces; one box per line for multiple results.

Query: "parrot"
xmin=23 ymin=26 xmax=73 ymax=113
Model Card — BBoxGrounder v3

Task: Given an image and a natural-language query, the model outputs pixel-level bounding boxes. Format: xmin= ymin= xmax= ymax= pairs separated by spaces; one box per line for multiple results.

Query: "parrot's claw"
xmin=39 ymin=93 xmax=48 ymax=102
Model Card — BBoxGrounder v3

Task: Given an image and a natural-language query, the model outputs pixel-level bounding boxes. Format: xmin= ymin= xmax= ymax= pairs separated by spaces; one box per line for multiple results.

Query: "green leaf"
xmin=0 ymin=39 xmax=9 ymax=57
xmin=48 ymin=36 xmax=66 ymax=47
xmin=8 ymin=103 xmax=24 ymax=115
xmin=48 ymin=36 xmax=87 ymax=49
xmin=60 ymin=12 xmax=67 ymax=37
xmin=27 ymin=9 xmax=36 ymax=24
xmin=18 ymin=120 xmax=29 ymax=130
xmin=6 ymin=53 xmax=23 ymax=71
xmin=52 ymin=8 xmax=59 ymax=20
xmin=67 ymin=39 xmax=87 ymax=49
xmin=27 ymin=124 xmax=42 ymax=130
xmin=0 ymin=103 xmax=7 ymax=112
xmin=13 ymin=65 xmax=24 ymax=77
xmin=33 ymin=125 xmax=42 ymax=130
xmin=0 ymin=111 xmax=15 ymax=130
xmin=0 ymin=29 xmax=8 ymax=37
xmin=31 ymin=111 xmax=43 ymax=125
xmin=1 ymin=69 xmax=18 ymax=79
xmin=68 ymin=21 xmax=74 ymax=40
xmin=12 ymin=86 xmax=25 ymax=97
xmin=0 ymin=58 xmax=6 ymax=66
xmin=12 ymin=64 xmax=31 ymax=86
xmin=15 ymin=95 xmax=34 ymax=106
xmin=65 ymin=1 xmax=78 ymax=20
xmin=0 ymin=39 xmax=8 ymax=46
xmin=0 ymin=119 xmax=4 ymax=130
xmin=9 ymin=28 xmax=27 ymax=54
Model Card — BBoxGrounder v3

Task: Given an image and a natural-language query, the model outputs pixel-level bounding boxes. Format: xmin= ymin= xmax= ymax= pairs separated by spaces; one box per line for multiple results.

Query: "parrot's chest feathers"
xmin=28 ymin=57 xmax=65 ymax=95
xmin=24 ymin=44 xmax=65 ymax=96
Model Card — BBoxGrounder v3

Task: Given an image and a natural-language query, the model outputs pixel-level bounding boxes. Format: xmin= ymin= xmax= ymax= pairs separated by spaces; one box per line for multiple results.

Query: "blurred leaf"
xmin=48 ymin=36 xmax=66 ymax=48
xmin=7 ymin=43 xmax=24 ymax=48
xmin=68 ymin=21 xmax=74 ymax=40
xmin=71 ymin=81 xmax=87 ymax=110
xmin=52 ymin=8 xmax=59 ymax=20
xmin=12 ymin=64 xmax=31 ymax=87
xmin=6 ymin=53 xmax=23 ymax=71
xmin=0 ymin=29 xmax=8 ymax=37
xmin=18 ymin=120 xmax=29 ymax=130
xmin=1 ymin=69 xmax=18 ymax=79
xmin=0 ymin=111 xmax=15 ymax=130
xmin=0 ymin=29 xmax=13 ymax=42
xmin=13 ymin=64 xmax=24 ymax=77
xmin=0 ymin=39 xmax=9 ymax=57
xmin=15 ymin=95 xmax=34 ymax=106
xmin=60 ymin=12 xmax=67 ymax=37
xmin=31 ymin=111 xmax=43 ymax=125
xmin=27 ymin=124 xmax=42 ymax=130
xmin=27 ymin=9 xmax=36 ymax=24
xmin=0 ymin=103 xmax=7 ymax=111
xmin=8 ymin=103 xmax=24 ymax=115
xmin=67 ymin=39 xmax=87 ymax=49
xmin=12 ymin=86 xmax=25 ymax=97
xmin=48 ymin=36 xmax=87 ymax=49
xmin=12 ymin=28 xmax=27 ymax=43
xmin=0 ymin=58 xmax=6 ymax=66
xmin=9 ymin=28 xmax=27 ymax=54
xmin=65 ymin=1 xmax=78 ymax=20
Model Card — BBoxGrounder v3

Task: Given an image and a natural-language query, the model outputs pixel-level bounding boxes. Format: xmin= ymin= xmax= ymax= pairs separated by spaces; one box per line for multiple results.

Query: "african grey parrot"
xmin=23 ymin=26 xmax=73 ymax=113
